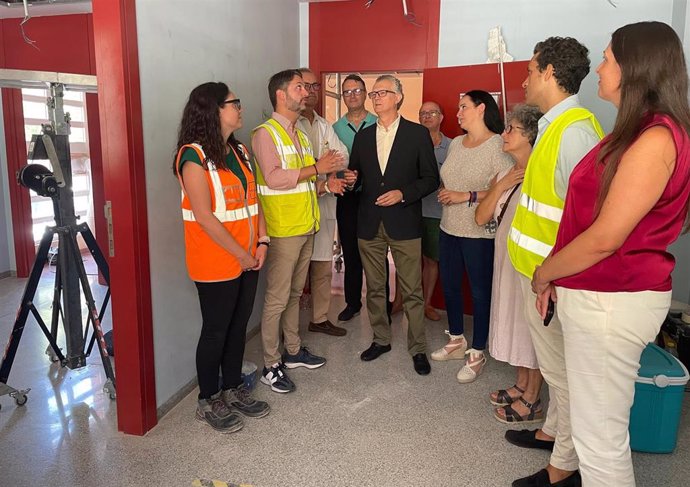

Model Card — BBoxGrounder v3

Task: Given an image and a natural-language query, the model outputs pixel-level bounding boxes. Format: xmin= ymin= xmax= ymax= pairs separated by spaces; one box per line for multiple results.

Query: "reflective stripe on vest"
xmin=182 ymin=203 xmax=259 ymax=223
xmin=508 ymin=108 xmax=604 ymax=278
xmin=252 ymin=118 xmax=320 ymax=237
xmin=518 ymin=193 xmax=563 ymax=223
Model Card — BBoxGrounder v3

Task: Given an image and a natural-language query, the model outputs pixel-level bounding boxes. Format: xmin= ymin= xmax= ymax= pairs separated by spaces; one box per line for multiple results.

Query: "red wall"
xmin=1 ymin=14 xmax=95 ymax=74
xmin=1 ymin=14 xmax=105 ymax=277
xmin=423 ymin=61 xmax=530 ymax=138
xmin=309 ymin=0 xmax=440 ymax=75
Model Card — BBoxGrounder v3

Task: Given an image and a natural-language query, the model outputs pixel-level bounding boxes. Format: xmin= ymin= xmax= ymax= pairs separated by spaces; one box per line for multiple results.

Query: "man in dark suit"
xmin=349 ymin=74 xmax=440 ymax=375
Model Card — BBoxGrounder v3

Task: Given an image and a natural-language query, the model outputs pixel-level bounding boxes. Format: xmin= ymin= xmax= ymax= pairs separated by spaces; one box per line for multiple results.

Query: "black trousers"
xmin=195 ymin=270 xmax=259 ymax=399
xmin=336 ymin=191 xmax=390 ymax=311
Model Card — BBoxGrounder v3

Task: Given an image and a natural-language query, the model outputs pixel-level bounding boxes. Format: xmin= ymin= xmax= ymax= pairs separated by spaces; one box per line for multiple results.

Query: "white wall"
xmin=439 ymin=0 xmax=690 ymax=303
xmin=0 ymin=90 xmax=15 ymax=276
xmin=439 ymin=0 xmax=675 ymax=133
xmin=135 ymin=0 xmax=301 ymax=408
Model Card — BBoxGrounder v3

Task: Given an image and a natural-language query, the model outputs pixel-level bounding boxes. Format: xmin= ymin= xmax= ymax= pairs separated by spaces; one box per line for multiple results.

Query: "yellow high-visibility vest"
xmin=508 ymin=107 xmax=604 ymax=278
xmin=252 ymin=118 xmax=320 ymax=237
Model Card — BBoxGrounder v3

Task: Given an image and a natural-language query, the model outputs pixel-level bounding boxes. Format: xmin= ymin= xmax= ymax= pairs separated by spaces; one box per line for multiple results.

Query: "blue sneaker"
xmin=282 ymin=346 xmax=326 ymax=369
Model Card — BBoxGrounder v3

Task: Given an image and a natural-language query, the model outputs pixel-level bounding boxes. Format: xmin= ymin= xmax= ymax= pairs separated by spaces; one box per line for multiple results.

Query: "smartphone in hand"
xmin=543 ymin=297 xmax=555 ymax=326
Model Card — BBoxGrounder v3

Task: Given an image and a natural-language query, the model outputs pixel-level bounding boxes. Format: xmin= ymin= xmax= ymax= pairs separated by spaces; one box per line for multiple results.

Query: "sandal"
xmin=494 ymin=397 xmax=544 ymax=424
xmin=489 ymin=385 xmax=525 ymax=407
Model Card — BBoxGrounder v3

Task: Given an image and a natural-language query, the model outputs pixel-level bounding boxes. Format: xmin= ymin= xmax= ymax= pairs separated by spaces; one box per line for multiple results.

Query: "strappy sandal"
xmin=489 ymin=385 xmax=525 ymax=407
xmin=493 ymin=397 xmax=544 ymax=424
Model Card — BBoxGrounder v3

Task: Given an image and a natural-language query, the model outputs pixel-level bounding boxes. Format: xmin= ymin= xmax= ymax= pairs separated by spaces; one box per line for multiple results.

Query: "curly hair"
xmin=464 ymin=90 xmax=504 ymax=135
xmin=507 ymin=104 xmax=542 ymax=146
xmin=173 ymin=82 xmax=243 ymax=176
xmin=533 ymin=37 xmax=590 ymax=95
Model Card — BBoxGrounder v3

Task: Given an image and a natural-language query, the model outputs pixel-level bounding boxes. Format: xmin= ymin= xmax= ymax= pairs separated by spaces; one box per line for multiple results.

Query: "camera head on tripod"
xmin=17 ymin=163 xmax=59 ymax=198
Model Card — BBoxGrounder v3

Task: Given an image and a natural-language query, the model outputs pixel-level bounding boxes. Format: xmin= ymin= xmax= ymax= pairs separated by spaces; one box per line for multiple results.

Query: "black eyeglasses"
xmin=343 ymin=88 xmax=364 ymax=97
xmin=368 ymin=89 xmax=397 ymax=100
xmin=304 ymin=82 xmax=322 ymax=92
xmin=221 ymin=98 xmax=242 ymax=110
xmin=504 ymin=124 xmax=526 ymax=135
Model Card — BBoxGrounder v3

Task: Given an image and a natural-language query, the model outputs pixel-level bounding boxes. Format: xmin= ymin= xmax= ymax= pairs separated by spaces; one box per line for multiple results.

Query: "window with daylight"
xmin=22 ymin=88 xmax=95 ymax=246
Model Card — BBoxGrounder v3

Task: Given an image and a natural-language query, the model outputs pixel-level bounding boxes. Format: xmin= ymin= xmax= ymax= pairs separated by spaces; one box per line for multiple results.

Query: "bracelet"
xmin=467 ymin=191 xmax=473 ymax=207
xmin=324 ymin=180 xmax=332 ymax=194
xmin=258 ymin=241 xmax=270 ymax=248
xmin=314 ymin=165 xmax=319 ymax=176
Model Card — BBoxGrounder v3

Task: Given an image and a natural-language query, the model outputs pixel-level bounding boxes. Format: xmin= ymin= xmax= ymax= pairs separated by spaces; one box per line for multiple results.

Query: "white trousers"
xmin=557 ymin=287 xmax=671 ymax=487
xmin=519 ymin=275 xmax=578 ymax=471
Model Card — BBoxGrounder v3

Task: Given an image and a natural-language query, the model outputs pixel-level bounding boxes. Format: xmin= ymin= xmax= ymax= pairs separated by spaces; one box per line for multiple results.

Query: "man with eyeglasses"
xmin=418 ymin=101 xmax=451 ymax=322
xmin=251 ymin=69 xmax=351 ymax=394
xmin=295 ymin=68 xmax=349 ymax=338
xmin=349 ymin=74 xmax=439 ymax=375
xmin=332 ymin=74 xmax=378 ymax=323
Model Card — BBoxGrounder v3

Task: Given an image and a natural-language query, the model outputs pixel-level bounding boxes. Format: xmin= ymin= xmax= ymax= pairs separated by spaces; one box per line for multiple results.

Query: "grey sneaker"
xmin=221 ymin=384 xmax=271 ymax=418
xmin=195 ymin=392 xmax=244 ymax=433
xmin=283 ymin=346 xmax=326 ymax=369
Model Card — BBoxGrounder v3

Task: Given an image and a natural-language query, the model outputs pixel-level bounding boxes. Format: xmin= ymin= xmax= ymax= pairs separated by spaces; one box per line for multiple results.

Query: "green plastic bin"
xmin=630 ymin=343 xmax=688 ymax=453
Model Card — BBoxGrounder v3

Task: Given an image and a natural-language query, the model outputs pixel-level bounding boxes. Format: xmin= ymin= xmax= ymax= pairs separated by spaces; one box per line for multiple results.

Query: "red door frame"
xmin=1 ymin=89 xmax=33 ymax=277
xmin=91 ymin=0 xmax=157 ymax=435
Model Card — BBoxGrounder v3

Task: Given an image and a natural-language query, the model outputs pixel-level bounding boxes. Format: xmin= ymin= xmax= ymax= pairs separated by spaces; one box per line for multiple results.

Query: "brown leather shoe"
xmin=424 ymin=305 xmax=441 ymax=321
xmin=308 ymin=320 xmax=347 ymax=336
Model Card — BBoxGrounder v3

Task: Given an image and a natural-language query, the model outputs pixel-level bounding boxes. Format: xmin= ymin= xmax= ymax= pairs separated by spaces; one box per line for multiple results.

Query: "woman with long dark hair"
xmin=174 ymin=82 xmax=270 ymax=433
xmin=532 ymin=22 xmax=690 ymax=485
xmin=431 ymin=90 xmax=513 ymax=383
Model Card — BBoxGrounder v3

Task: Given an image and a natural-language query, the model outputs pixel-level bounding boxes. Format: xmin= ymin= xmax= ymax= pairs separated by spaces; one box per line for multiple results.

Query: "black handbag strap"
xmin=496 ymin=184 xmax=521 ymax=225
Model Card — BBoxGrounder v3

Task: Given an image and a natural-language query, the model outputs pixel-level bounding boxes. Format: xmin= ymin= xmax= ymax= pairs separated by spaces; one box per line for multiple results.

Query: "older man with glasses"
xmin=418 ymin=101 xmax=451 ymax=321
xmin=349 ymin=75 xmax=440 ymax=375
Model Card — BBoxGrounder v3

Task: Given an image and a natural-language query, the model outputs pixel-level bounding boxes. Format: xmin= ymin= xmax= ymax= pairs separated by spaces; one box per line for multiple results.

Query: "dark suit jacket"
xmin=349 ymin=117 xmax=440 ymax=240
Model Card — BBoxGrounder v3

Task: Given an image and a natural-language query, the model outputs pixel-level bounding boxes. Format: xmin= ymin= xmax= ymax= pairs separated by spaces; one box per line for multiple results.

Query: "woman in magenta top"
xmin=532 ymin=22 xmax=690 ymax=486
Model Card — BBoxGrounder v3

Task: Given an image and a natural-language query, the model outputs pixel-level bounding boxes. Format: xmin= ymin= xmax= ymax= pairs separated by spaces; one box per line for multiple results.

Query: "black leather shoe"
xmin=412 ymin=353 xmax=431 ymax=375
xmin=360 ymin=342 xmax=391 ymax=361
xmin=505 ymin=429 xmax=555 ymax=451
xmin=337 ymin=305 xmax=360 ymax=322
xmin=512 ymin=469 xmax=581 ymax=487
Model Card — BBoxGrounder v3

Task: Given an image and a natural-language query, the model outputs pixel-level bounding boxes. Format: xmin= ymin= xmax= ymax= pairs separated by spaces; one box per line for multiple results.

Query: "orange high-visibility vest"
xmin=175 ymin=143 xmax=259 ymax=282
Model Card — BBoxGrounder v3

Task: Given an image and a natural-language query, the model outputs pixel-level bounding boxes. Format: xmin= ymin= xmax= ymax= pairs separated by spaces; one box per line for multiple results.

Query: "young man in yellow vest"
xmin=506 ymin=38 xmax=604 ymax=487
xmin=251 ymin=69 xmax=350 ymax=393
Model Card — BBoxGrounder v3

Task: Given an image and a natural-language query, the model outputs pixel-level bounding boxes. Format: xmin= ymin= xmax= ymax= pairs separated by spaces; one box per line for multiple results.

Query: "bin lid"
xmin=637 ymin=343 xmax=689 ymax=387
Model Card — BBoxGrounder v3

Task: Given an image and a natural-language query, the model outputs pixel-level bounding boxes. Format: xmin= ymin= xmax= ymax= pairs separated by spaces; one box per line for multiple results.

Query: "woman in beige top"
xmin=432 ymin=90 xmax=513 ymax=383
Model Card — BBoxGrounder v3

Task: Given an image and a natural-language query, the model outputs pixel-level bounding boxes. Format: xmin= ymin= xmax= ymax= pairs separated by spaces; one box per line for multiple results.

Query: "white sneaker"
xmin=430 ymin=332 xmax=467 ymax=361
xmin=456 ymin=349 xmax=486 ymax=383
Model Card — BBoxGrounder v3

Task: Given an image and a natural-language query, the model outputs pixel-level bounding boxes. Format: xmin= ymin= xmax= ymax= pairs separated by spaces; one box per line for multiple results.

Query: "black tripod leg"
xmin=0 ymin=228 xmax=54 ymax=385
xmin=46 ymin=257 xmax=63 ymax=363
xmin=66 ymin=228 xmax=116 ymax=394
xmin=77 ymin=224 xmax=111 ymax=359
xmin=86 ymin=289 xmax=110 ymax=357
xmin=78 ymin=223 xmax=110 ymax=284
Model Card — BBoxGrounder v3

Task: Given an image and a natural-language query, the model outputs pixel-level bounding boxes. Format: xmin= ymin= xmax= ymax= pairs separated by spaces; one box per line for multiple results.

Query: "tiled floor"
xmin=0 ymin=265 xmax=688 ymax=486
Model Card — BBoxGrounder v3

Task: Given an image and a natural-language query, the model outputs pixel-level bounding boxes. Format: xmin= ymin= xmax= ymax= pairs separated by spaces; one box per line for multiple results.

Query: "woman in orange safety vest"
xmin=173 ymin=82 xmax=270 ymax=433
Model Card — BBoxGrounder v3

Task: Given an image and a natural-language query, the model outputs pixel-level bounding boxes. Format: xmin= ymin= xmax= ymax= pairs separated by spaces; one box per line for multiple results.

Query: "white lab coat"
xmin=297 ymin=112 xmax=349 ymax=261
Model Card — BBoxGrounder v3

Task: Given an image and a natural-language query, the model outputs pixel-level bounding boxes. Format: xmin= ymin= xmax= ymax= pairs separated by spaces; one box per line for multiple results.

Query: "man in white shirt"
xmin=296 ymin=68 xmax=349 ymax=337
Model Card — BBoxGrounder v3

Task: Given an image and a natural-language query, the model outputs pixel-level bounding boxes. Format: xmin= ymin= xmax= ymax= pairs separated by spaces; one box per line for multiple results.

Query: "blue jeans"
xmin=439 ymin=230 xmax=494 ymax=350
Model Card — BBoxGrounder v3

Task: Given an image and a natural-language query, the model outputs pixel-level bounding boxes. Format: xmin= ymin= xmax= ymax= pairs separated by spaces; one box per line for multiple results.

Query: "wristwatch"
xmin=258 ymin=236 xmax=270 ymax=247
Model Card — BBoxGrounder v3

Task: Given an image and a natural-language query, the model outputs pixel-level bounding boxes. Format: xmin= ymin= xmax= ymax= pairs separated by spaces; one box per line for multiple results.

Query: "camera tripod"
xmin=0 ymin=218 xmax=115 ymax=410
xmin=0 ymin=88 xmax=115 ymax=409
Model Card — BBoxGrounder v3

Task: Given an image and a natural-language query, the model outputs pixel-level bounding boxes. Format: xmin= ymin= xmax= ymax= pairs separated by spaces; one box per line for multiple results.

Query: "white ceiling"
xmin=0 ymin=1 xmax=91 ymax=19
